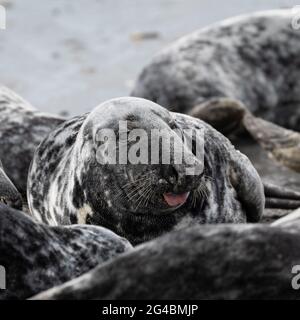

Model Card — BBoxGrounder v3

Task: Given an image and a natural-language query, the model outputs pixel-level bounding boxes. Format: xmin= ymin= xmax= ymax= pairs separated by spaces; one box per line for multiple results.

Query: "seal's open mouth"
xmin=163 ymin=192 xmax=190 ymax=207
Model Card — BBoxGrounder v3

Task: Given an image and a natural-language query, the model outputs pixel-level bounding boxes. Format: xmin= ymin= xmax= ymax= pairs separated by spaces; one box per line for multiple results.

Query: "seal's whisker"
xmin=121 ymin=176 xmax=149 ymax=187
xmin=196 ymin=182 xmax=209 ymax=201
xmin=135 ymin=186 xmax=151 ymax=211
xmin=125 ymin=181 xmax=151 ymax=199
xmin=147 ymin=189 xmax=156 ymax=207
xmin=193 ymin=192 xmax=198 ymax=208
xmin=113 ymin=178 xmax=151 ymax=202
xmin=126 ymin=181 xmax=152 ymax=203
xmin=190 ymin=192 xmax=195 ymax=207
xmin=140 ymin=184 xmax=154 ymax=208
xmin=133 ymin=182 xmax=153 ymax=211
xmin=141 ymin=188 xmax=155 ymax=209
xmin=121 ymin=171 xmax=155 ymax=188
xmin=143 ymin=187 xmax=157 ymax=209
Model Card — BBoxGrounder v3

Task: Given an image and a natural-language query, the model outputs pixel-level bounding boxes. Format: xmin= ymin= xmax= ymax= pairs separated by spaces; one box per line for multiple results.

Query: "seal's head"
xmin=77 ymin=98 xmax=205 ymax=218
xmin=0 ymin=160 xmax=22 ymax=209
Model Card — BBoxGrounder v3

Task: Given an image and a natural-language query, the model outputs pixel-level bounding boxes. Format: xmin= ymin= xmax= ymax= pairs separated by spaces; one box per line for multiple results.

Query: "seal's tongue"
xmin=163 ymin=192 xmax=190 ymax=207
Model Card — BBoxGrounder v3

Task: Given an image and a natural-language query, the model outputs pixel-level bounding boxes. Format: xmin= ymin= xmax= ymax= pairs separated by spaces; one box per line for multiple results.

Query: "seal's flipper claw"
xmin=264 ymin=182 xmax=300 ymax=200
xmin=265 ymin=198 xmax=300 ymax=210
xmin=230 ymin=151 xmax=265 ymax=222
xmin=264 ymin=182 xmax=300 ymax=210
xmin=189 ymin=98 xmax=247 ymax=135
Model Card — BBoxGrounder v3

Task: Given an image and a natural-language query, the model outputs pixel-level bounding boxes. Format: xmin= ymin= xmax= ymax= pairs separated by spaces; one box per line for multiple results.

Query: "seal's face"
xmin=83 ymin=98 xmax=205 ymax=217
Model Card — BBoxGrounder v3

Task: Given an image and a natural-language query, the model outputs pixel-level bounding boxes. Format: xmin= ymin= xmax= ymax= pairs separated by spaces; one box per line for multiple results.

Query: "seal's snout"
xmin=163 ymin=192 xmax=190 ymax=207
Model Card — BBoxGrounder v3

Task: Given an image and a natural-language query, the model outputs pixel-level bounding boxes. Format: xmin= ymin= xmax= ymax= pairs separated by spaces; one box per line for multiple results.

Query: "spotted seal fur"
xmin=0 ymin=203 xmax=132 ymax=300
xmin=0 ymin=87 xmax=65 ymax=194
xmin=28 ymin=97 xmax=265 ymax=244
xmin=32 ymin=213 xmax=300 ymax=300
xmin=132 ymin=9 xmax=300 ymax=132
xmin=0 ymin=159 xmax=22 ymax=209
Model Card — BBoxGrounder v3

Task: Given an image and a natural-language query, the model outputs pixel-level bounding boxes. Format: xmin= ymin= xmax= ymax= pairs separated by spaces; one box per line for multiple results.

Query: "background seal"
xmin=132 ymin=10 xmax=300 ymax=132
xmin=0 ymin=203 xmax=132 ymax=300
xmin=0 ymin=86 xmax=65 ymax=194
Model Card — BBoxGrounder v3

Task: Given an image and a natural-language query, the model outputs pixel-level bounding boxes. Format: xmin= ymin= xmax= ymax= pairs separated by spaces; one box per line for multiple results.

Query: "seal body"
xmin=0 ymin=87 xmax=65 ymax=194
xmin=28 ymin=97 xmax=264 ymax=244
xmin=132 ymin=10 xmax=300 ymax=131
xmin=0 ymin=203 xmax=132 ymax=300
xmin=33 ymin=220 xmax=300 ymax=300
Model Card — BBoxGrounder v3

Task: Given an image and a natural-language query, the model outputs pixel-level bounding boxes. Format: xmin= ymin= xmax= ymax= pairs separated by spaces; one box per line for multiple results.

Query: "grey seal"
xmin=32 ymin=215 xmax=300 ymax=300
xmin=132 ymin=9 xmax=300 ymax=132
xmin=0 ymin=203 xmax=132 ymax=300
xmin=28 ymin=97 xmax=265 ymax=244
xmin=0 ymin=86 xmax=65 ymax=194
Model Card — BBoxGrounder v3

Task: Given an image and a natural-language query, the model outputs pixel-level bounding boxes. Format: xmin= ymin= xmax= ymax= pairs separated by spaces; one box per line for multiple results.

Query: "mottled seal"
xmin=0 ymin=159 xmax=22 ymax=209
xmin=132 ymin=9 xmax=300 ymax=132
xmin=0 ymin=203 xmax=132 ymax=300
xmin=32 ymin=215 xmax=300 ymax=300
xmin=28 ymin=97 xmax=265 ymax=244
xmin=0 ymin=87 xmax=65 ymax=194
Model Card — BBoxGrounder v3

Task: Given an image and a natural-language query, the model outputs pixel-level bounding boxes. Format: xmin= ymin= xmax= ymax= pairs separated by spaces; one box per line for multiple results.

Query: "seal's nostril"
xmin=161 ymin=165 xmax=179 ymax=185
xmin=170 ymin=165 xmax=179 ymax=182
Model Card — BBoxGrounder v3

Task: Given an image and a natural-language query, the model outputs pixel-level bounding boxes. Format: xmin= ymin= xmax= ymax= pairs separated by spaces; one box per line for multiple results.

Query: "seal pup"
xmin=32 ymin=217 xmax=300 ymax=300
xmin=28 ymin=97 xmax=265 ymax=244
xmin=0 ymin=203 xmax=132 ymax=300
xmin=132 ymin=9 xmax=300 ymax=132
xmin=0 ymin=86 xmax=65 ymax=194
xmin=0 ymin=159 xmax=22 ymax=209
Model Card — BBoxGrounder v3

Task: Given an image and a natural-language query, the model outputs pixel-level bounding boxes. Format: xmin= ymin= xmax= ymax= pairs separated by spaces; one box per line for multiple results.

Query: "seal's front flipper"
xmin=190 ymin=98 xmax=300 ymax=173
xmin=229 ymin=151 xmax=265 ymax=222
xmin=243 ymin=114 xmax=300 ymax=173
xmin=264 ymin=182 xmax=300 ymax=210
xmin=189 ymin=98 xmax=246 ymax=135
xmin=0 ymin=160 xmax=22 ymax=210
